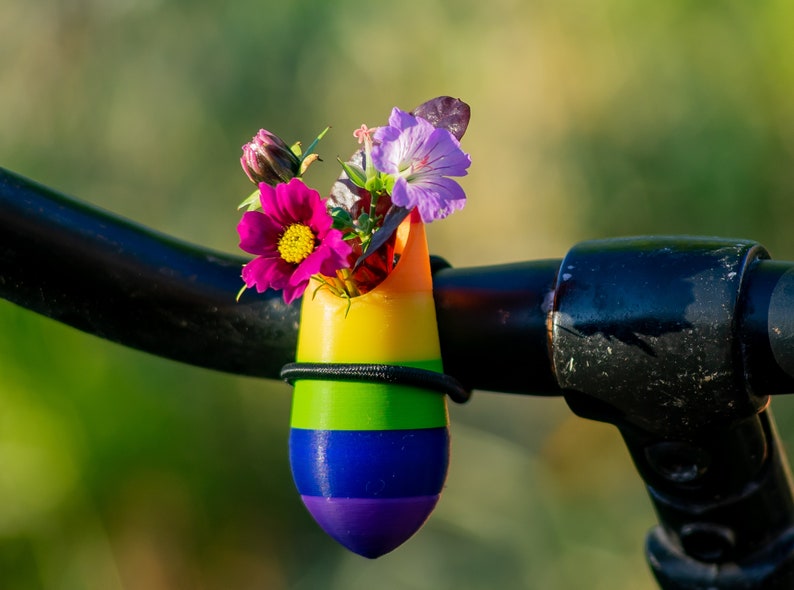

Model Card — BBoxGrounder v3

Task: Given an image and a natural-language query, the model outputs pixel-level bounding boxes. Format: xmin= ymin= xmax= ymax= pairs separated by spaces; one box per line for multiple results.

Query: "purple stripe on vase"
xmin=300 ymin=495 xmax=441 ymax=558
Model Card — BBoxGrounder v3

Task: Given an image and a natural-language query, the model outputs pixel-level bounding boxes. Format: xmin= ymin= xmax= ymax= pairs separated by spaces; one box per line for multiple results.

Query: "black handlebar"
xmin=6 ymin=167 xmax=794 ymax=399
xmin=4 ymin=166 xmax=794 ymax=589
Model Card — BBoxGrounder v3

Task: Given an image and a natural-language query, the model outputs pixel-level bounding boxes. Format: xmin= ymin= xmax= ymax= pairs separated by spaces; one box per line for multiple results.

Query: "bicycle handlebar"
xmin=5 ymin=167 xmax=794 ymax=399
xmin=5 ymin=166 xmax=794 ymax=589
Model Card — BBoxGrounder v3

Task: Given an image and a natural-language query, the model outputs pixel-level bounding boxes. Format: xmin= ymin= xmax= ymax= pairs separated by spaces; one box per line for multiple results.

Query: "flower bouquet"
xmin=236 ymin=96 xmax=472 ymax=558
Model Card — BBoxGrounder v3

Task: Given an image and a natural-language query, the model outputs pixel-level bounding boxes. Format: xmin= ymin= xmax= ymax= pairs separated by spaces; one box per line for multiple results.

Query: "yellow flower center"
xmin=277 ymin=223 xmax=316 ymax=264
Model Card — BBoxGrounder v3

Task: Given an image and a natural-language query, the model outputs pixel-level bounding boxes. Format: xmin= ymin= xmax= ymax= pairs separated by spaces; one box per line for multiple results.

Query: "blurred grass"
xmin=2 ymin=0 xmax=794 ymax=588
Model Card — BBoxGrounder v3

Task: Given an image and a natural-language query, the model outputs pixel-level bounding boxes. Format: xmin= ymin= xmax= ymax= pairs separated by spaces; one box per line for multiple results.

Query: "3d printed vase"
xmin=287 ymin=210 xmax=449 ymax=559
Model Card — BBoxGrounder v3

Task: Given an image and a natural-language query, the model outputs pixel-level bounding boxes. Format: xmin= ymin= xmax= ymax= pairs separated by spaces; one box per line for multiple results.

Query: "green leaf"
xmin=237 ymin=188 xmax=261 ymax=211
xmin=338 ymin=158 xmax=367 ymax=188
xmin=330 ymin=207 xmax=353 ymax=230
xmin=356 ymin=212 xmax=372 ymax=231
xmin=302 ymin=126 xmax=330 ymax=159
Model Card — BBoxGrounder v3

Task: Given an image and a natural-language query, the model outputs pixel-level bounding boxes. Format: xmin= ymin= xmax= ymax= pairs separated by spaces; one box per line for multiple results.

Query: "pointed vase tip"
xmin=301 ymin=495 xmax=440 ymax=558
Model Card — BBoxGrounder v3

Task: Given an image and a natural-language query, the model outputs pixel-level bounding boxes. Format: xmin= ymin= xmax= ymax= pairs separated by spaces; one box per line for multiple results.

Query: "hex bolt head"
xmin=679 ymin=522 xmax=736 ymax=562
xmin=645 ymin=441 xmax=711 ymax=484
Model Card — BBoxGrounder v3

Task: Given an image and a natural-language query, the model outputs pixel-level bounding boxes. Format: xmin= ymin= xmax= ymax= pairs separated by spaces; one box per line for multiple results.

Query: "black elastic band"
xmin=280 ymin=362 xmax=471 ymax=404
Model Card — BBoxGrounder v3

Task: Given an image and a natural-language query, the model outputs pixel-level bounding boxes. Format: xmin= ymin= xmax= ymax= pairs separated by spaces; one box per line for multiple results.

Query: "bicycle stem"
xmin=3 ymin=166 xmax=794 ymax=588
xmin=549 ymin=238 xmax=794 ymax=588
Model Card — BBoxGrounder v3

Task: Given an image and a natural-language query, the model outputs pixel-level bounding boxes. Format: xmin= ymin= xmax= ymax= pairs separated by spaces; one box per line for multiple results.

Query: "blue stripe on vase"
xmin=289 ymin=427 xmax=449 ymax=498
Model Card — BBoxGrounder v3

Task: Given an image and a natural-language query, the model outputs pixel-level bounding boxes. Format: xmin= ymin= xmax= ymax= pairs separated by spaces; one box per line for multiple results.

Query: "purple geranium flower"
xmin=371 ymin=107 xmax=471 ymax=223
xmin=237 ymin=178 xmax=352 ymax=304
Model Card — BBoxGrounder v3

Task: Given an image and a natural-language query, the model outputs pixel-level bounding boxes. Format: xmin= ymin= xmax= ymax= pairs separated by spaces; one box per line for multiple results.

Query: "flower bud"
xmin=240 ymin=129 xmax=301 ymax=186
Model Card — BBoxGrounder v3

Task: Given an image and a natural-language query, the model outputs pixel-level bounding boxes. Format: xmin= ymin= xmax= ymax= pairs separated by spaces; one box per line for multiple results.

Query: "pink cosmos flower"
xmin=371 ymin=108 xmax=471 ymax=223
xmin=237 ymin=178 xmax=352 ymax=304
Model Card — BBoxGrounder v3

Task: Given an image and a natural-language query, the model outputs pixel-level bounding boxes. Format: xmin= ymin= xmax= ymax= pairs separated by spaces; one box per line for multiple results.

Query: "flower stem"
xmin=337 ymin=268 xmax=361 ymax=298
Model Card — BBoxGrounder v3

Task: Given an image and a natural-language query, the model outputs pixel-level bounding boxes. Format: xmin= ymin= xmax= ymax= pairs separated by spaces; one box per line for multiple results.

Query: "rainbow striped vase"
xmin=288 ymin=210 xmax=449 ymax=559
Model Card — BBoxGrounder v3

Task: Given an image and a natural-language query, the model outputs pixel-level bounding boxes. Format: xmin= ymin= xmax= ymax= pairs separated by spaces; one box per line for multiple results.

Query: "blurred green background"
xmin=2 ymin=1 xmax=794 ymax=588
